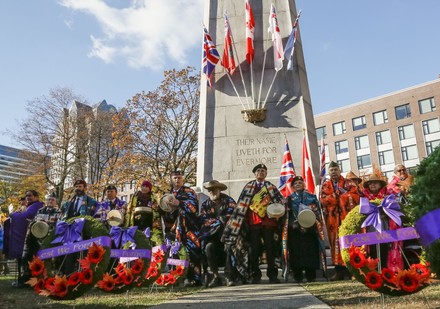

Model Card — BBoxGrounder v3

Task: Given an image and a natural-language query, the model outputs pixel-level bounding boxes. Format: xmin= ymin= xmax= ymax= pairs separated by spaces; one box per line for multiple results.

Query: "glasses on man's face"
xmin=397 ymin=169 xmax=406 ymax=173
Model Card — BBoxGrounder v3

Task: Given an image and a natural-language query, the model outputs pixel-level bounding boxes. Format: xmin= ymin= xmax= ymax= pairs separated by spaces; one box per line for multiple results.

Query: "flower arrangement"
xmin=26 ymin=216 xmax=111 ymax=300
xmin=154 ymin=265 xmax=185 ymax=286
xmin=153 ymin=239 xmax=188 ymax=287
xmin=27 ymin=243 xmax=107 ymax=299
xmin=340 ymin=205 xmax=430 ymax=296
xmin=142 ymin=247 xmax=167 ymax=285
xmin=347 ymin=244 xmax=431 ymax=294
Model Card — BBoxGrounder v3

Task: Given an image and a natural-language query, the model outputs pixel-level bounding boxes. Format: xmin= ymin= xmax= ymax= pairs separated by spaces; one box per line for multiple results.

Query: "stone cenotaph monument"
xmin=197 ymin=0 xmax=319 ymax=199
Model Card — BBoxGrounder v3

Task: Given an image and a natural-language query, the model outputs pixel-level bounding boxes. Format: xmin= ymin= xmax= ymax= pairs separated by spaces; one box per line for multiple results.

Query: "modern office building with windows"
xmin=314 ymin=78 xmax=440 ymax=180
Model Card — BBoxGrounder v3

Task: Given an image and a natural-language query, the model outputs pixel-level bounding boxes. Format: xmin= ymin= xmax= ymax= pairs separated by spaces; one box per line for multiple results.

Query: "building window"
xmin=418 ymin=97 xmax=436 ymax=114
xmin=426 ymin=140 xmax=440 ymax=156
xmin=357 ymin=154 xmax=372 ymax=169
xmin=332 ymin=121 xmax=346 ymax=136
xmin=316 ymin=126 xmax=327 ymax=140
xmin=337 ymin=159 xmax=350 ymax=173
xmin=422 ymin=118 xmax=440 ymax=135
xmin=335 ymin=140 xmax=349 ymax=154
xmin=373 ymin=110 xmax=388 ymax=125
xmin=355 ymin=135 xmax=369 ymax=150
xmin=375 ymin=130 xmax=392 ymax=145
xmin=401 ymin=145 xmax=418 ymax=161
xmin=395 ymin=104 xmax=411 ymax=120
xmin=398 ymin=124 xmax=415 ymax=140
xmin=352 ymin=116 xmax=367 ymax=131
xmin=378 ymin=150 xmax=394 ymax=165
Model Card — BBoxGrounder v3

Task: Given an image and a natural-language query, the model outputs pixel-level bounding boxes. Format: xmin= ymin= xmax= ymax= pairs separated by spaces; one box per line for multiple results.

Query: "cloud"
xmin=58 ymin=0 xmax=204 ymax=69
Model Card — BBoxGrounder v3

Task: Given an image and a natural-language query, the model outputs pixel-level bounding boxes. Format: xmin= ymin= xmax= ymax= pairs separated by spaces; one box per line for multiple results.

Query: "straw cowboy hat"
xmin=363 ymin=174 xmax=387 ymax=189
xmin=345 ymin=171 xmax=362 ymax=183
xmin=203 ymin=180 xmax=227 ymax=191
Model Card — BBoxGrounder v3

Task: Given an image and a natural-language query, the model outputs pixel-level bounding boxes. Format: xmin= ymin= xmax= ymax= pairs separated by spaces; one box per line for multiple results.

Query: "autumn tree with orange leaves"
xmin=111 ymin=67 xmax=200 ymax=193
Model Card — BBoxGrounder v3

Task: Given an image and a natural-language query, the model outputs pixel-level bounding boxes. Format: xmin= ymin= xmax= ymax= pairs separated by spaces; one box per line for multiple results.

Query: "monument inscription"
xmin=233 ymin=135 xmax=279 ymax=170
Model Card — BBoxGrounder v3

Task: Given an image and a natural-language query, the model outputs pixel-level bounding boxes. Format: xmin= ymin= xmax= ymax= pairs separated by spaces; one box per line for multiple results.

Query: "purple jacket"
xmin=6 ymin=201 xmax=43 ymax=259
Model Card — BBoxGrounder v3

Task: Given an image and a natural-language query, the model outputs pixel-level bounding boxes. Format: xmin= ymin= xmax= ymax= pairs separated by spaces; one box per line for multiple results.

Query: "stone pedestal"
xmin=198 ymin=0 xmax=319 ymax=200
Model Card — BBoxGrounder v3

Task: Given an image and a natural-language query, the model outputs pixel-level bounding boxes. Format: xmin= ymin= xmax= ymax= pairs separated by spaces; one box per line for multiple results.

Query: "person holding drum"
xmin=199 ymin=180 xmax=237 ymax=287
xmin=95 ymin=185 xmax=127 ymax=227
xmin=232 ymin=163 xmax=284 ymax=284
xmin=286 ymin=176 xmax=324 ymax=283
xmin=320 ymin=161 xmax=360 ymax=281
xmin=60 ymin=179 xmax=97 ymax=221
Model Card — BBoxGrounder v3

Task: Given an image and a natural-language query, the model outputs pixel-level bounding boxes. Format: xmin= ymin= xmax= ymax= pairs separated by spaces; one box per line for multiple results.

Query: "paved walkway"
xmin=153 ymin=280 xmax=331 ymax=309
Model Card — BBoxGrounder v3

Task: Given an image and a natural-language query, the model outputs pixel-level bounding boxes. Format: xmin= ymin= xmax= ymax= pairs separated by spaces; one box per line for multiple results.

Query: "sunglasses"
xmin=397 ymin=169 xmax=407 ymax=172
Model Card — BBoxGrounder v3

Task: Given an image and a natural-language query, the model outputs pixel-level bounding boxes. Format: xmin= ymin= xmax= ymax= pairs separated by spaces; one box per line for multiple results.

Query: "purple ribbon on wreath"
xmin=110 ymin=226 xmax=137 ymax=248
xmin=144 ymin=227 xmax=150 ymax=238
xmin=51 ymin=218 xmax=85 ymax=244
xmin=359 ymin=195 xmax=403 ymax=233
xmin=170 ymin=242 xmax=180 ymax=256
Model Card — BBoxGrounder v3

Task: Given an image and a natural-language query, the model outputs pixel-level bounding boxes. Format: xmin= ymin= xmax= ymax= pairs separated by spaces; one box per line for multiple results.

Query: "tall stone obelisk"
xmin=197 ymin=0 xmax=319 ymax=199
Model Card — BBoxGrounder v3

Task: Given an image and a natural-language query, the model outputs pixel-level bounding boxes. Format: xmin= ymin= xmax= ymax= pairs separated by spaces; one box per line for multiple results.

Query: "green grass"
xmin=0 ymin=276 xmax=201 ymax=308
xmin=304 ymin=279 xmax=440 ymax=308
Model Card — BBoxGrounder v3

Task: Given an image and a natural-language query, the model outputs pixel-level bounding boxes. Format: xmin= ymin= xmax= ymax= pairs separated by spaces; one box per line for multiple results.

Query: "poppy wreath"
xmin=96 ymin=228 xmax=151 ymax=293
xmin=26 ymin=216 xmax=111 ymax=300
xmin=339 ymin=204 xmax=431 ymax=296
xmin=154 ymin=240 xmax=189 ymax=287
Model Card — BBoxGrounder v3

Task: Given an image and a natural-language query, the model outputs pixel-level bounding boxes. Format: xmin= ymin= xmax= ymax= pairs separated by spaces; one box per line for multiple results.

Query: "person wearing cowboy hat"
xmin=286 ymin=176 xmax=325 ymax=283
xmin=362 ymin=174 xmax=388 ymax=200
xmin=60 ymin=179 xmax=97 ymax=221
xmin=320 ymin=162 xmax=360 ymax=281
xmin=199 ymin=180 xmax=237 ymax=287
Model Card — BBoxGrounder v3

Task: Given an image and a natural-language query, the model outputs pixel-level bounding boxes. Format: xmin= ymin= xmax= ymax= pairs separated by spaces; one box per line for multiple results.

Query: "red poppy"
xmin=381 ymin=268 xmax=396 ymax=284
xmin=146 ymin=266 xmax=158 ymax=279
xmin=80 ymin=268 xmax=93 ymax=285
xmin=47 ymin=276 xmax=70 ymax=298
xmin=34 ymin=279 xmax=45 ymax=293
xmin=87 ymin=243 xmax=105 ymax=264
xmin=153 ymin=250 xmax=164 ymax=263
xmin=175 ymin=266 xmax=185 ymax=277
xmin=150 ymin=261 xmax=157 ymax=269
xmin=365 ymin=257 xmax=379 ymax=271
xmin=410 ymin=264 xmax=430 ymax=282
xmin=396 ymin=270 xmax=420 ymax=293
xmin=97 ymin=273 xmax=115 ymax=292
xmin=165 ymin=274 xmax=176 ymax=285
xmin=365 ymin=271 xmax=383 ymax=290
xmin=114 ymin=274 xmax=124 ymax=285
xmin=123 ymin=269 xmax=134 ymax=285
xmin=68 ymin=272 xmax=81 ymax=286
xmin=44 ymin=277 xmax=55 ymax=290
xmin=28 ymin=257 xmax=45 ymax=277
xmin=131 ymin=259 xmax=144 ymax=275
xmin=155 ymin=275 xmax=165 ymax=286
xmin=350 ymin=251 xmax=366 ymax=269
xmin=115 ymin=263 xmax=125 ymax=274
xmin=78 ymin=256 xmax=91 ymax=270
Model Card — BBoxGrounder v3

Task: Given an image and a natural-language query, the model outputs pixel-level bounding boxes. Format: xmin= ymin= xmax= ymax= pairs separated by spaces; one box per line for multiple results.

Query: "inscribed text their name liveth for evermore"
xmin=234 ymin=136 xmax=279 ymax=168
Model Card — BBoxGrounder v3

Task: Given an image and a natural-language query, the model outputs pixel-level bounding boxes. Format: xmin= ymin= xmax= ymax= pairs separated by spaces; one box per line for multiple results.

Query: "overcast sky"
xmin=1 ymin=0 xmax=439 ymax=148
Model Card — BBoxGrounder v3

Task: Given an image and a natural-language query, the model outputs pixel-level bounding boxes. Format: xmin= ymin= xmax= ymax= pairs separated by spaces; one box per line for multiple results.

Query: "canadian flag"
xmin=302 ymin=135 xmax=316 ymax=194
xmin=245 ymin=0 xmax=255 ymax=64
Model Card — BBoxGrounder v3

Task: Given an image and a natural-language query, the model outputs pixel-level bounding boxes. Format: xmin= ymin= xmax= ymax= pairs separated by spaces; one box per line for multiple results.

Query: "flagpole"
xmin=257 ymin=40 xmax=268 ymax=109
xmin=250 ymin=62 xmax=255 ymax=109
xmin=261 ymin=70 xmax=279 ymax=109
xmin=228 ymin=25 xmax=252 ymax=110
xmin=226 ymin=72 xmax=247 ymax=110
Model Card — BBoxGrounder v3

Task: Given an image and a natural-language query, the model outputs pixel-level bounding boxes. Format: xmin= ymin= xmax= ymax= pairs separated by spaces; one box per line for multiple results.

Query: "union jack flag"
xmin=284 ymin=10 xmax=301 ymax=71
xmin=202 ymin=26 xmax=220 ymax=87
xmin=319 ymin=136 xmax=326 ymax=185
xmin=279 ymin=138 xmax=296 ymax=197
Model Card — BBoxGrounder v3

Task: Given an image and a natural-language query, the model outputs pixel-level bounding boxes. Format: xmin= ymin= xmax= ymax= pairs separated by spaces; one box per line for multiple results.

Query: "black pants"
xmin=249 ymin=225 xmax=278 ymax=280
